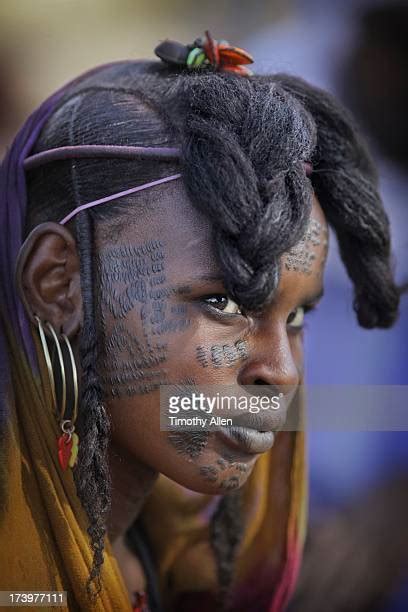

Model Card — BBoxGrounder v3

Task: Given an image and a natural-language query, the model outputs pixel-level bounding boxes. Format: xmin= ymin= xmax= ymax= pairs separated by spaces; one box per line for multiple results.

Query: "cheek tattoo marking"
xmin=284 ymin=219 xmax=328 ymax=276
xmin=196 ymin=339 xmax=249 ymax=369
xmin=196 ymin=346 xmax=209 ymax=368
xmin=98 ymin=240 xmax=191 ymax=399
xmin=99 ymin=240 xmax=164 ymax=319
xmin=100 ymin=322 xmax=168 ymax=397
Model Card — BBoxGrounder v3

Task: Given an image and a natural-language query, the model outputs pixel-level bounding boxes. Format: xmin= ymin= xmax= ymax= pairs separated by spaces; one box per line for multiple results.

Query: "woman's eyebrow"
xmin=193 ymin=274 xmax=224 ymax=283
xmin=174 ymin=274 xmax=225 ymax=295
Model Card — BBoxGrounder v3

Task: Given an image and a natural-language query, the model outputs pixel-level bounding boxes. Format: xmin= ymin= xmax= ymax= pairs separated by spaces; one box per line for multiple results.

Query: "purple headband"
xmin=23 ymin=144 xmax=183 ymax=224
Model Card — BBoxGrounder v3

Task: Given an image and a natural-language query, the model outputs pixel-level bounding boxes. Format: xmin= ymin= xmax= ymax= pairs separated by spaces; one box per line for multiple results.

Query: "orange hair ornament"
xmin=155 ymin=30 xmax=254 ymax=76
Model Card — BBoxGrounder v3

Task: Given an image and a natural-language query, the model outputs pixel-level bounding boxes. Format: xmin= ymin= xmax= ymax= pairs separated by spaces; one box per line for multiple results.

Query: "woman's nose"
xmin=237 ymin=327 xmax=300 ymax=389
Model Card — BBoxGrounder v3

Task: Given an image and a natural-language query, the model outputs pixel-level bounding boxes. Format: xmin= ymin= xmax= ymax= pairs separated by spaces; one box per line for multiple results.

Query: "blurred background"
xmin=2 ymin=1 xmax=407 ymax=610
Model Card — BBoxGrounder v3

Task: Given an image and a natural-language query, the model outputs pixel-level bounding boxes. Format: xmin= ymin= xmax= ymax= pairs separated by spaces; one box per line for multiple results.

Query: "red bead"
xmin=133 ymin=591 xmax=148 ymax=612
xmin=57 ymin=433 xmax=73 ymax=470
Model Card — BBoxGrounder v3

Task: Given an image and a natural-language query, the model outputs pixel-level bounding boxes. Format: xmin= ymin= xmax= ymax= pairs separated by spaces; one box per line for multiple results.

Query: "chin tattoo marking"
xmin=199 ymin=454 xmax=250 ymax=489
xmin=284 ymin=218 xmax=328 ymax=276
xmin=220 ymin=476 xmax=241 ymax=491
xmin=167 ymin=378 xmax=210 ymax=459
xmin=199 ymin=465 xmax=218 ymax=482
xmin=168 ymin=431 xmax=210 ymax=458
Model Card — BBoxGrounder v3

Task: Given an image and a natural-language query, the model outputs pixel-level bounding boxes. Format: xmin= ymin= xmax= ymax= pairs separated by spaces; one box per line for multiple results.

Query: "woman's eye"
xmin=287 ymin=306 xmax=305 ymax=329
xmin=204 ymin=295 xmax=242 ymax=315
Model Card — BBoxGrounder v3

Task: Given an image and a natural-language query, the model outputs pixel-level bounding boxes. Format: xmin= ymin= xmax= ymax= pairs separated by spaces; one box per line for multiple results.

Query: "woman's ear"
xmin=16 ymin=222 xmax=83 ymax=338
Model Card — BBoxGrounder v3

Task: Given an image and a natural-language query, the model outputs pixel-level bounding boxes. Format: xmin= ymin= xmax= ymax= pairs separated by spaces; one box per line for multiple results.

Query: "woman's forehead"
xmin=98 ymin=181 xmax=216 ymax=265
xmin=97 ymin=184 xmax=328 ymax=291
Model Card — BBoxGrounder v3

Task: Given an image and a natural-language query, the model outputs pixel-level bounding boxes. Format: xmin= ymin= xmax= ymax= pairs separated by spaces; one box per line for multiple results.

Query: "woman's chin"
xmin=158 ymin=452 xmax=258 ymax=495
xmin=170 ymin=472 xmax=251 ymax=496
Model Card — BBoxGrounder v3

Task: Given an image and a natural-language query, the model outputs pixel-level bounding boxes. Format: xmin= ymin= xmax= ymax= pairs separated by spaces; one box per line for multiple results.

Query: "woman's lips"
xmin=213 ymin=391 xmax=289 ymax=454
xmin=217 ymin=426 xmax=275 ymax=454
xmin=217 ymin=394 xmax=293 ymax=454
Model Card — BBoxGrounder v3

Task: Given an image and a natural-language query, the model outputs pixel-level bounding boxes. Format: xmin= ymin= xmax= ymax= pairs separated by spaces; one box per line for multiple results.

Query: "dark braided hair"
xmin=209 ymin=490 xmax=244 ymax=610
xmin=179 ymin=74 xmax=316 ymax=308
xmin=74 ymin=210 xmax=111 ymax=599
xmin=23 ymin=61 xmax=402 ymax=603
xmin=273 ymin=73 xmax=400 ymax=327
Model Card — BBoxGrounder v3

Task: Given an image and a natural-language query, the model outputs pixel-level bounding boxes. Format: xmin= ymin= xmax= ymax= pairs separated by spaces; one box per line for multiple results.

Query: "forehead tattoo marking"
xmin=284 ymin=218 xmax=328 ymax=276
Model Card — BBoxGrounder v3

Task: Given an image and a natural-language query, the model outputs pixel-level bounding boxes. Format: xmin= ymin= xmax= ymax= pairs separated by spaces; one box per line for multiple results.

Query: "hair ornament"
xmin=154 ymin=30 xmax=254 ymax=75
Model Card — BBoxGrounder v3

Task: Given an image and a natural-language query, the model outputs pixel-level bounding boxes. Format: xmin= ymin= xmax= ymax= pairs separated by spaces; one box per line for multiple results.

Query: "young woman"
xmin=0 ymin=33 xmax=401 ymax=612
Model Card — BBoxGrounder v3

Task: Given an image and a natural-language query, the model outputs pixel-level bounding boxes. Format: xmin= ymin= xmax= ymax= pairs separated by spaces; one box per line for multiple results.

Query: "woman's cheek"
xmin=170 ymin=309 xmax=251 ymax=381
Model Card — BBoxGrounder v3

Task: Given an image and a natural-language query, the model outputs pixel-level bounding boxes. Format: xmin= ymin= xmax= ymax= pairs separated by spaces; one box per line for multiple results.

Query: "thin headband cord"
xmin=59 ymin=173 xmax=182 ymax=225
xmin=23 ymin=143 xmax=183 ymax=225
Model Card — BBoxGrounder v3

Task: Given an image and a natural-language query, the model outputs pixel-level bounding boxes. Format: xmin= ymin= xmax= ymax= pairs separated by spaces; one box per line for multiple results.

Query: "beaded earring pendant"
xmin=58 ymin=430 xmax=79 ymax=470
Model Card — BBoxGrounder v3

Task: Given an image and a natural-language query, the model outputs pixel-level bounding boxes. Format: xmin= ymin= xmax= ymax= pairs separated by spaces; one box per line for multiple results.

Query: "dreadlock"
xmin=23 ymin=60 xmax=402 ymax=604
xmin=209 ymin=490 xmax=244 ymax=610
xmin=273 ymin=73 xmax=401 ymax=328
xmin=74 ymin=210 xmax=111 ymax=600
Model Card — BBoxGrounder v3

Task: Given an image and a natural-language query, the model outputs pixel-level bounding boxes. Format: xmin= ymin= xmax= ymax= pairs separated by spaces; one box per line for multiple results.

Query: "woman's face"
xmin=96 ymin=181 xmax=328 ymax=494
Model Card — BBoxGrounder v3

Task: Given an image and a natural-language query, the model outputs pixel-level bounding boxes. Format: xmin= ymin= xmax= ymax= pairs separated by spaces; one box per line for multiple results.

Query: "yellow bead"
xmin=68 ymin=433 xmax=79 ymax=468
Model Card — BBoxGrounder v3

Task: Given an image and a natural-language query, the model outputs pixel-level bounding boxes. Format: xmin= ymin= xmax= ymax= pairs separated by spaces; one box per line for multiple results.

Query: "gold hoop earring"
xmin=35 ymin=316 xmax=79 ymax=471
xmin=35 ymin=315 xmax=57 ymax=412
xmin=58 ymin=334 xmax=79 ymax=469
xmin=46 ymin=321 xmax=66 ymax=421
xmin=61 ymin=334 xmax=78 ymax=426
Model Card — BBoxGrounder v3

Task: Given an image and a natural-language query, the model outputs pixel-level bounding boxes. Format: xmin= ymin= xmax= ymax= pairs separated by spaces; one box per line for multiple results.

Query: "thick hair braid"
xmin=273 ymin=74 xmax=401 ymax=327
xmin=209 ymin=490 xmax=244 ymax=610
xmin=74 ymin=211 xmax=111 ymax=598
xmin=179 ymin=74 xmax=316 ymax=310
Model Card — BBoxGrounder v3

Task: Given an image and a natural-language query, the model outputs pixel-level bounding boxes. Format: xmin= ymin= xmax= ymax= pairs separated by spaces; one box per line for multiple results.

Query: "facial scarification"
xmin=284 ymin=218 xmax=328 ymax=277
xmin=168 ymin=430 xmax=210 ymax=459
xmin=97 ymin=240 xmax=192 ymax=398
xmin=97 ymin=237 xmax=213 ymax=460
xmin=195 ymin=340 xmax=249 ymax=369
xmin=199 ymin=455 xmax=251 ymax=490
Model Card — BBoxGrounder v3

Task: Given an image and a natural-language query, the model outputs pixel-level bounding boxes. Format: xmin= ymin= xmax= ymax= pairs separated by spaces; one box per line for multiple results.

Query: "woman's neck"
xmin=108 ymin=443 xmax=158 ymax=543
